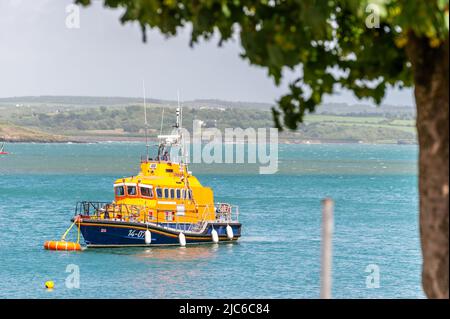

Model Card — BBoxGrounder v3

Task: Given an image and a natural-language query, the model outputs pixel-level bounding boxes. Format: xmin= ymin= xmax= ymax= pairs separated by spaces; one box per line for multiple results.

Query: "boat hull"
xmin=76 ymin=219 xmax=241 ymax=247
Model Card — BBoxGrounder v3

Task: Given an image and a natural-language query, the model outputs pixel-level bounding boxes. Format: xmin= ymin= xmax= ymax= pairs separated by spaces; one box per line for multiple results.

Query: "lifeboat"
xmin=69 ymin=106 xmax=242 ymax=248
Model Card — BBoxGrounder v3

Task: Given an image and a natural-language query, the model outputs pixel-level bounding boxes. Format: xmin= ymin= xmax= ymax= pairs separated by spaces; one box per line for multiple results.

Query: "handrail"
xmin=215 ymin=202 xmax=239 ymax=223
xmin=188 ymin=204 xmax=210 ymax=233
xmin=76 ymin=201 xmax=201 ymax=222
xmin=75 ymin=201 xmax=240 ymax=231
xmin=76 ymin=201 xmax=150 ymax=223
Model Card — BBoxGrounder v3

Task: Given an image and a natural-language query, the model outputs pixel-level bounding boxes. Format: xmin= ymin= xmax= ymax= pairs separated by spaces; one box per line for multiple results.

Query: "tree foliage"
xmin=75 ymin=0 xmax=448 ymax=130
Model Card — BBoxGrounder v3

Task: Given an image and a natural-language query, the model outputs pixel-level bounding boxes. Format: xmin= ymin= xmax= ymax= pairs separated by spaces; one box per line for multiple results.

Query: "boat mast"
xmin=159 ymin=108 xmax=165 ymax=136
xmin=157 ymin=108 xmax=165 ymax=160
xmin=177 ymin=90 xmax=186 ymax=168
xmin=176 ymin=91 xmax=181 ymax=130
xmin=176 ymin=91 xmax=191 ymax=196
xmin=176 ymin=90 xmax=182 ymax=160
xmin=143 ymin=80 xmax=149 ymax=161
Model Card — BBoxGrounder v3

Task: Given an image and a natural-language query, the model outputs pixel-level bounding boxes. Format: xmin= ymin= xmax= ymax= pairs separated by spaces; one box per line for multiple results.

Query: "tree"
xmin=123 ymin=121 xmax=141 ymax=133
xmin=76 ymin=0 xmax=449 ymax=298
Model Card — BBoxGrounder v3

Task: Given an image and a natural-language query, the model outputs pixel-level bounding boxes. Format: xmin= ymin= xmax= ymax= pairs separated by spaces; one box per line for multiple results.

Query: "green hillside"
xmin=0 ymin=97 xmax=416 ymax=144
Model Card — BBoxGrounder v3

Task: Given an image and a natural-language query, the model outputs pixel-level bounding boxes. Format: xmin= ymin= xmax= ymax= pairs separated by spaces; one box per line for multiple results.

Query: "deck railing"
xmin=75 ymin=201 xmax=144 ymax=222
xmin=74 ymin=201 xmax=239 ymax=231
xmin=215 ymin=202 xmax=239 ymax=223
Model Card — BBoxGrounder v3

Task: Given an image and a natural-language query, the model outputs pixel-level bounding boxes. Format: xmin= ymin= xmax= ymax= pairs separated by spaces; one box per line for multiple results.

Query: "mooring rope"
xmin=60 ymin=217 xmax=81 ymax=243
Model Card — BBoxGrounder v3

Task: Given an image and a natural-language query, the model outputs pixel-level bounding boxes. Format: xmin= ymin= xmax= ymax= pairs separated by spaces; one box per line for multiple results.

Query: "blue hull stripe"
xmin=78 ymin=220 xmax=241 ymax=247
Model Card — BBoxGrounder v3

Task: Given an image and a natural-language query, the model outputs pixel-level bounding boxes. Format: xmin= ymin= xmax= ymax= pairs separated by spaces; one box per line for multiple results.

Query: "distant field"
xmin=304 ymin=114 xmax=416 ymax=134
xmin=305 ymin=114 xmax=384 ymax=123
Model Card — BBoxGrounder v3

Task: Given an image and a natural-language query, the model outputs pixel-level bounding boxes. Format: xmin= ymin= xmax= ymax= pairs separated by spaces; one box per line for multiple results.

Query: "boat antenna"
xmin=178 ymin=90 xmax=183 ymax=129
xmin=143 ymin=79 xmax=149 ymax=161
xmin=176 ymin=90 xmax=183 ymax=165
xmin=176 ymin=91 xmax=192 ymax=201
xmin=159 ymin=107 xmax=165 ymax=136
xmin=176 ymin=90 xmax=181 ymax=129
xmin=156 ymin=107 xmax=165 ymax=161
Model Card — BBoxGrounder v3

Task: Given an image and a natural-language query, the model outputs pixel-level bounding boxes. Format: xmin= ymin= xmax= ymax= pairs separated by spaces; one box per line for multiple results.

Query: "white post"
xmin=320 ymin=198 xmax=334 ymax=299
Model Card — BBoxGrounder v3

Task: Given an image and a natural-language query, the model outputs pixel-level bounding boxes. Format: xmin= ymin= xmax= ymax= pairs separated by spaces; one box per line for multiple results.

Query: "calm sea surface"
xmin=0 ymin=143 xmax=422 ymax=298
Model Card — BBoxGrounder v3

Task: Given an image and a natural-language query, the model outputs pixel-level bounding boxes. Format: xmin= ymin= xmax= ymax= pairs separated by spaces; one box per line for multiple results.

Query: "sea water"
xmin=0 ymin=143 xmax=423 ymax=298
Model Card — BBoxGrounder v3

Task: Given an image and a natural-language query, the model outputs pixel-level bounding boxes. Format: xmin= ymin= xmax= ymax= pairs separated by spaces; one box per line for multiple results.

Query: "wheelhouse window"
xmin=164 ymin=188 xmax=169 ymax=199
xmin=115 ymin=186 xmax=125 ymax=196
xmin=140 ymin=186 xmax=153 ymax=198
xmin=156 ymin=188 xmax=163 ymax=198
xmin=170 ymin=188 xmax=175 ymax=199
xmin=188 ymin=190 xmax=193 ymax=200
xmin=182 ymin=189 xmax=186 ymax=199
xmin=127 ymin=186 xmax=137 ymax=196
xmin=176 ymin=189 xmax=181 ymax=199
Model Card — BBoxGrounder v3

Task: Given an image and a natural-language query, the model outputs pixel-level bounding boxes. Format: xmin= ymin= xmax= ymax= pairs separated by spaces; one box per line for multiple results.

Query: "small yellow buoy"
xmin=45 ymin=281 xmax=54 ymax=289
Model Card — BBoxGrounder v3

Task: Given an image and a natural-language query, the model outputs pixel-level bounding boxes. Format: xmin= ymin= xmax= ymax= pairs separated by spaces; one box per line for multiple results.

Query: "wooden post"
xmin=320 ymin=198 xmax=334 ymax=299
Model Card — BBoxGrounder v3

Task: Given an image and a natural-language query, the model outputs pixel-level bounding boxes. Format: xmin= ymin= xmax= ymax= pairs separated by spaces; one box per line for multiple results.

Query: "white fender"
xmin=179 ymin=232 xmax=186 ymax=247
xmin=144 ymin=230 xmax=151 ymax=245
xmin=211 ymin=229 xmax=219 ymax=243
xmin=226 ymin=225 xmax=234 ymax=240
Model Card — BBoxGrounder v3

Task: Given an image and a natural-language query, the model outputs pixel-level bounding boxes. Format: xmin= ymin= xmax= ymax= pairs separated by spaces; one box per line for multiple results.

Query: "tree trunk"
xmin=406 ymin=34 xmax=449 ymax=299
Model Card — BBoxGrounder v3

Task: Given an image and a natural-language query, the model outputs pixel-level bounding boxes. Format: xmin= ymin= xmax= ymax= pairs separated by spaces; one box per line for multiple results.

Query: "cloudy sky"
xmin=0 ymin=0 xmax=414 ymax=105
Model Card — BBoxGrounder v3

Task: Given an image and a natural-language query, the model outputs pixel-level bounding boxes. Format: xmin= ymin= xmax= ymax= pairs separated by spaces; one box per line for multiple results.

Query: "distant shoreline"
xmin=1 ymin=136 xmax=417 ymax=145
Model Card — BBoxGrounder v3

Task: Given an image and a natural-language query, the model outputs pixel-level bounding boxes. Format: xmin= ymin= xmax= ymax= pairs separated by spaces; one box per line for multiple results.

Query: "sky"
xmin=0 ymin=0 xmax=414 ymax=106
